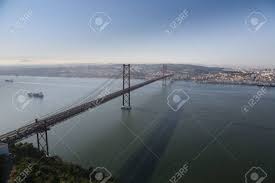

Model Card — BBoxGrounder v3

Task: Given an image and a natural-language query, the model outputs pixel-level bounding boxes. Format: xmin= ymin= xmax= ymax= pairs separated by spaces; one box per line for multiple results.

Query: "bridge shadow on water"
xmin=117 ymin=109 xmax=181 ymax=183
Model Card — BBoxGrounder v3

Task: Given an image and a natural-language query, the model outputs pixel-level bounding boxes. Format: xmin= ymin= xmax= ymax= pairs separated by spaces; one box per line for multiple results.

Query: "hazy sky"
xmin=0 ymin=0 xmax=274 ymax=67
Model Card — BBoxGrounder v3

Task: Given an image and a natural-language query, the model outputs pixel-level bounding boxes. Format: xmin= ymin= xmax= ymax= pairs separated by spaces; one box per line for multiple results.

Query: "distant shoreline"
xmin=194 ymin=80 xmax=275 ymax=88
xmin=1 ymin=74 xmax=275 ymax=88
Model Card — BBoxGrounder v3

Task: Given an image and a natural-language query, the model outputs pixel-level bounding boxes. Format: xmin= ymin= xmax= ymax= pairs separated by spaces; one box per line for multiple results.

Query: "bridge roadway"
xmin=0 ymin=74 xmax=172 ymax=144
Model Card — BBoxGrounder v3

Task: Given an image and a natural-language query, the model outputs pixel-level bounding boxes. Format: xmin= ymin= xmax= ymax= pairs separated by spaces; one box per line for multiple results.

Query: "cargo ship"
xmin=4 ymin=79 xmax=13 ymax=83
xmin=27 ymin=92 xmax=44 ymax=98
xmin=257 ymin=83 xmax=275 ymax=87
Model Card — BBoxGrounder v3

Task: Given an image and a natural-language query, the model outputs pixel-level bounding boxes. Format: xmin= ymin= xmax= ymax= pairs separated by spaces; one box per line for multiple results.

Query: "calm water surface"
xmin=0 ymin=76 xmax=274 ymax=183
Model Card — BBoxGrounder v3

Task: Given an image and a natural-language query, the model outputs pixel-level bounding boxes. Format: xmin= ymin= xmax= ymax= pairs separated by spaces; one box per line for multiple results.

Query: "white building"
xmin=0 ymin=143 xmax=9 ymax=156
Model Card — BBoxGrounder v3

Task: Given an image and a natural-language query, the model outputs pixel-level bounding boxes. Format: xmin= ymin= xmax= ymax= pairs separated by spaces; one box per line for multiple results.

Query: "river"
xmin=0 ymin=75 xmax=274 ymax=183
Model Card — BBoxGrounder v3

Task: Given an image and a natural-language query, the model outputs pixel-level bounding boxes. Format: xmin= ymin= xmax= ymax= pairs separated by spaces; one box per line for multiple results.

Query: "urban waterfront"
xmin=1 ymin=76 xmax=274 ymax=183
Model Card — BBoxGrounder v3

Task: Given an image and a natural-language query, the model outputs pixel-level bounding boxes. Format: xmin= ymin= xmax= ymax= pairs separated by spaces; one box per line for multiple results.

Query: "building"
xmin=0 ymin=143 xmax=9 ymax=156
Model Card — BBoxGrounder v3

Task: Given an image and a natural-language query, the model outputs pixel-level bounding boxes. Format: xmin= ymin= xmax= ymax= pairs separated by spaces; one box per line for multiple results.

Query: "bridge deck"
xmin=0 ymin=75 xmax=172 ymax=144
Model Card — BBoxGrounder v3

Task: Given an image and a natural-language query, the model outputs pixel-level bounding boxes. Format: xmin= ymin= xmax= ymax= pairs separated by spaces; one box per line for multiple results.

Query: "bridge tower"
xmin=162 ymin=64 xmax=167 ymax=86
xmin=35 ymin=119 xmax=49 ymax=156
xmin=121 ymin=64 xmax=131 ymax=110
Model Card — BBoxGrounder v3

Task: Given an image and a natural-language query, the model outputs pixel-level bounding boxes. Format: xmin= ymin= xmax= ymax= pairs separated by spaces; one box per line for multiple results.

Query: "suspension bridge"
xmin=0 ymin=64 xmax=173 ymax=155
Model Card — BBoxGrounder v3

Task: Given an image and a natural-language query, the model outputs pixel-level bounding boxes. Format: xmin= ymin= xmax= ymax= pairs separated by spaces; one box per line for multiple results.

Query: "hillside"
xmin=7 ymin=143 xmax=115 ymax=183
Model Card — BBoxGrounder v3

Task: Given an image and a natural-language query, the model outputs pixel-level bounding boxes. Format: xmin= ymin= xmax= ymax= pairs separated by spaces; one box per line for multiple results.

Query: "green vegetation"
xmin=7 ymin=143 xmax=92 ymax=183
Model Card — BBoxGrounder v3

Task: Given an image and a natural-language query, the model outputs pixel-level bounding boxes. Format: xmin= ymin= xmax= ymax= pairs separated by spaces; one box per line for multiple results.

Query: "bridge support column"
xmin=35 ymin=119 xmax=49 ymax=156
xmin=121 ymin=64 xmax=131 ymax=110
xmin=162 ymin=64 xmax=167 ymax=86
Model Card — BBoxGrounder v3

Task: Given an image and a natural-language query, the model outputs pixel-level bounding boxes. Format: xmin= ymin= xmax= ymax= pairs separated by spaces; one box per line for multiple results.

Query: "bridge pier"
xmin=121 ymin=64 xmax=131 ymax=110
xmin=162 ymin=64 xmax=167 ymax=86
xmin=35 ymin=119 xmax=49 ymax=156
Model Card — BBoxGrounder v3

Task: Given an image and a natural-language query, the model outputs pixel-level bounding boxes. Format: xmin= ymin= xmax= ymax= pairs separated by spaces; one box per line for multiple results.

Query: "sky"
xmin=0 ymin=0 xmax=274 ymax=67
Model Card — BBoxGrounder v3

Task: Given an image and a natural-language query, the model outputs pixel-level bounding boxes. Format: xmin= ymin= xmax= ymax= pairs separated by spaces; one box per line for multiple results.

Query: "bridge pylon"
xmin=162 ymin=64 xmax=167 ymax=86
xmin=121 ymin=64 xmax=131 ymax=110
xmin=35 ymin=119 xmax=49 ymax=156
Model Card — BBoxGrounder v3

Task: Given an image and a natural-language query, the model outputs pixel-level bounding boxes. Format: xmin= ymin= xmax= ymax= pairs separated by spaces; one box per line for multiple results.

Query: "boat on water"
xmin=27 ymin=92 xmax=44 ymax=98
xmin=257 ymin=83 xmax=275 ymax=87
xmin=4 ymin=79 xmax=13 ymax=83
